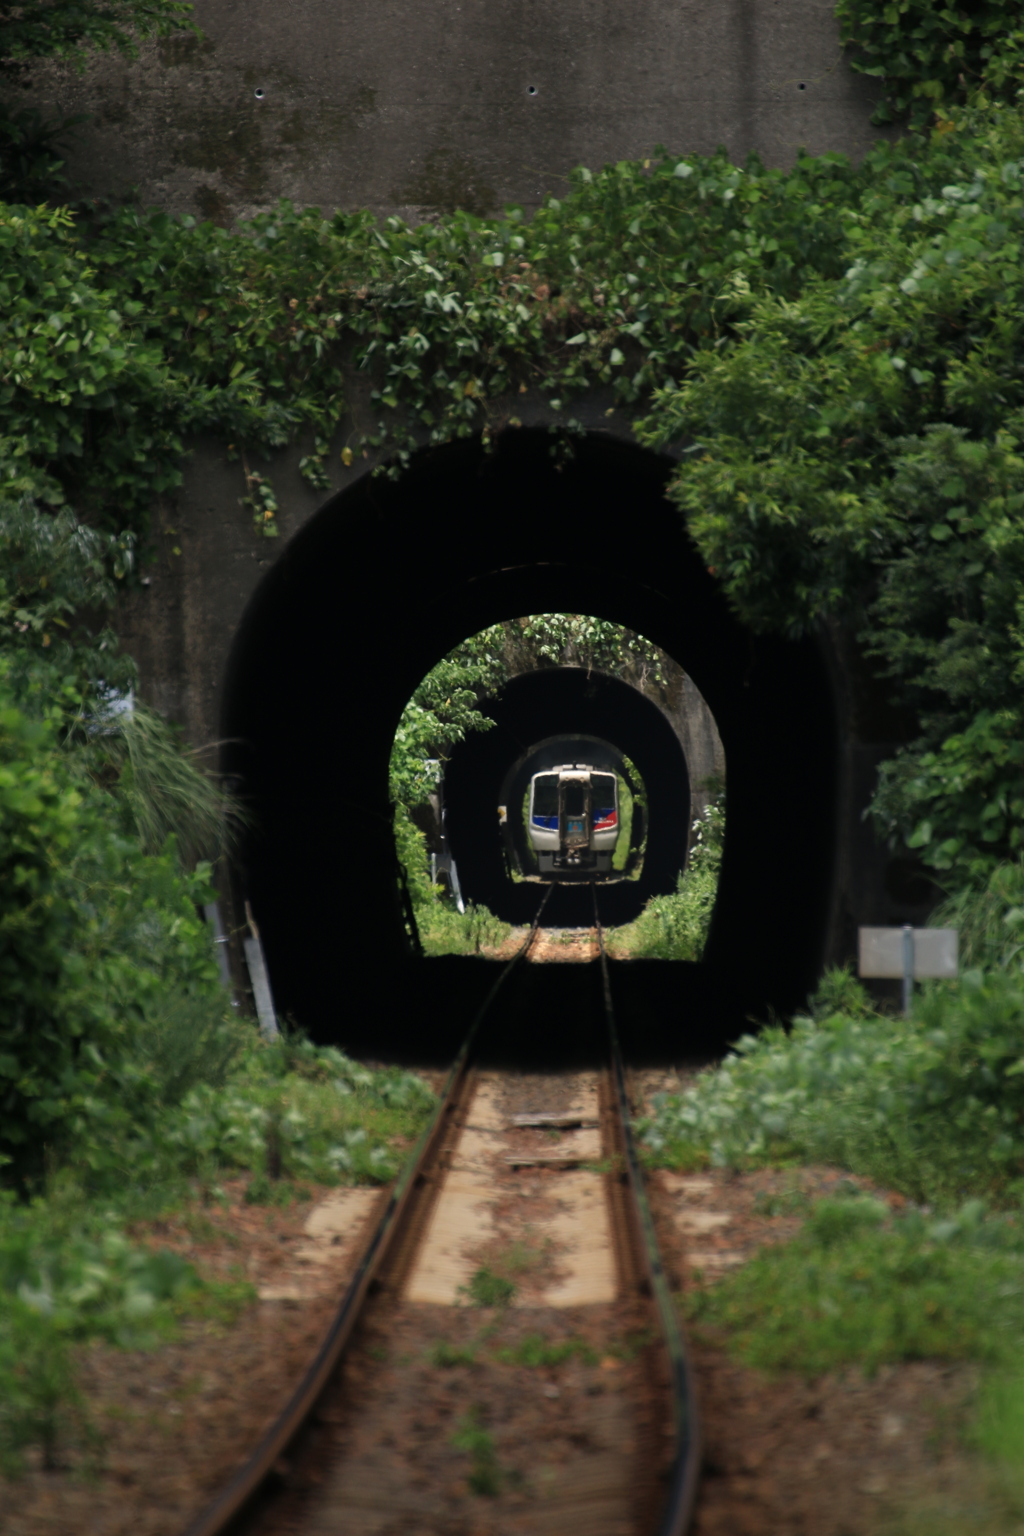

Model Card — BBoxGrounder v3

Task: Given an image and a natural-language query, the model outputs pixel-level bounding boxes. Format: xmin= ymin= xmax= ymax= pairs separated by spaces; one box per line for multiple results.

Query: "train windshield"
xmin=590 ymin=773 xmax=617 ymax=825
xmin=531 ymin=775 xmax=559 ymax=825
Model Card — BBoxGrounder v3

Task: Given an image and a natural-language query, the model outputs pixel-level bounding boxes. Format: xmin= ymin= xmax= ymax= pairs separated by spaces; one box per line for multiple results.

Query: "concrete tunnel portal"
xmin=221 ymin=429 xmax=839 ymax=1062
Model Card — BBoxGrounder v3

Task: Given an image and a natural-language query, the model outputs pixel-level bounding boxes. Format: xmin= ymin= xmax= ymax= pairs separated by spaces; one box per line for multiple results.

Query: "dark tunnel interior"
xmin=222 ymin=429 xmax=839 ymax=1064
xmin=444 ymin=671 xmax=691 ymax=926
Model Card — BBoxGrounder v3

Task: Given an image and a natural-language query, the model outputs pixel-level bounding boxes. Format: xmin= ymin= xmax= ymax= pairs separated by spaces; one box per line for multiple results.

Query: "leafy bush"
xmin=639 ymin=941 xmax=1024 ymax=1207
xmin=690 ymin=1192 xmax=1024 ymax=1375
xmin=0 ymin=470 xmax=133 ymax=692
xmin=864 ymin=428 xmax=1024 ymax=876
xmin=0 ymin=1185 xmax=248 ymax=1472
xmin=126 ymin=991 xmax=245 ymax=1109
xmin=0 ymin=478 xmax=254 ymax=1184
xmin=635 ymin=109 xmax=1024 ymax=878
xmin=0 ymin=1022 xmax=434 ymax=1467
xmin=419 ymin=901 xmax=511 ymax=957
xmin=0 ymin=685 xmax=258 ymax=1188
xmin=610 ymin=795 xmax=723 ymax=960
xmin=0 ymin=697 xmax=113 ymax=1175
xmin=837 ymin=0 xmax=1024 ymax=127
xmin=153 ymin=1040 xmax=435 ymax=1189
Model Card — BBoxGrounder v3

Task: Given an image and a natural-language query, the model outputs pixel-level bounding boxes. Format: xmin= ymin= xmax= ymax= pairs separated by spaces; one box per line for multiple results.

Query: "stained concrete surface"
xmin=19 ymin=0 xmax=884 ymax=226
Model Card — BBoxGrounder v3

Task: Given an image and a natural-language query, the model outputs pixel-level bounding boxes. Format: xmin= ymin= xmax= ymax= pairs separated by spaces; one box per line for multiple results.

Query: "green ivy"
xmin=4 ymin=101 xmax=1024 ymax=880
xmin=0 ymin=145 xmax=864 ymax=538
xmin=0 ymin=0 xmax=196 ymax=76
xmin=836 ymin=0 xmax=1024 ymax=128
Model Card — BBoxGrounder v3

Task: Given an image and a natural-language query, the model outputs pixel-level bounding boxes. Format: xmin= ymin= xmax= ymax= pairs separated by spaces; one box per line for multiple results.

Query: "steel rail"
xmin=592 ymin=883 xmax=702 ymax=1536
xmin=180 ymin=887 xmax=552 ymax=1536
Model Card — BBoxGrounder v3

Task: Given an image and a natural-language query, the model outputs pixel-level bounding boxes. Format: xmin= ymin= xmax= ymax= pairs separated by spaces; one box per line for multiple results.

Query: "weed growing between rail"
xmin=461 ymin=1268 xmax=518 ymax=1308
xmin=451 ymin=1406 xmax=505 ymax=1496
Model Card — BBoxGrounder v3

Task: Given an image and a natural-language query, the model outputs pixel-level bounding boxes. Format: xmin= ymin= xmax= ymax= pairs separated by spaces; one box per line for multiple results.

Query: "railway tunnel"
xmin=221 ymin=428 xmax=839 ymax=1062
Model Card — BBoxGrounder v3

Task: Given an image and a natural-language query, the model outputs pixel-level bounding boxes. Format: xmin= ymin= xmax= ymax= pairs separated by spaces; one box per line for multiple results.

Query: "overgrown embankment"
xmin=609 ymin=794 xmax=722 ymax=961
xmin=641 ymin=865 xmax=1024 ymax=1525
xmin=0 ymin=481 xmax=437 ymax=1477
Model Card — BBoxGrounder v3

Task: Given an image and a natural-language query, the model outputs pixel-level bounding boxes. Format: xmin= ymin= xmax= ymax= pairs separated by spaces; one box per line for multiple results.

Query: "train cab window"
xmin=590 ymin=773 xmax=617 ymax=826
xmin=531 ymin=774 xmax=559 ymax=826
xmin=563 ymin=780 xmax=586 ymax=817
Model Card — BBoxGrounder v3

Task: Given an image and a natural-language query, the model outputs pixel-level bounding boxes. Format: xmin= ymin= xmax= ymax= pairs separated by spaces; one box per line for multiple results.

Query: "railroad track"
xmin=183 ymin=887 xmax=700 ymax=1536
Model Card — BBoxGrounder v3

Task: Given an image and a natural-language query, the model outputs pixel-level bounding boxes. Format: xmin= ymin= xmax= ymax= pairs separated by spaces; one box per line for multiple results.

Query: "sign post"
xmin=858 ymin=926 xmax=959 ymax=1016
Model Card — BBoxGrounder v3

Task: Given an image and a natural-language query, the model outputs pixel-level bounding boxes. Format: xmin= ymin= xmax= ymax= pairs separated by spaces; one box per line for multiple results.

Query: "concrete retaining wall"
xmin=23 ymin=0 xmax=882 ymax=225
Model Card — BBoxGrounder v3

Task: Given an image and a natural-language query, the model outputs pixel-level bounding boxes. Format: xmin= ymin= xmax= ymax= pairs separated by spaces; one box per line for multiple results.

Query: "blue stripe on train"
xmin=531 ymin=812 xmax=617 ymax=830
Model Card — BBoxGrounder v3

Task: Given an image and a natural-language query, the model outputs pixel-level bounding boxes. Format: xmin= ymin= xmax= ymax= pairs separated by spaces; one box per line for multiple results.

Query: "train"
xmin=527 ymin=764 xmax=619 ymax=877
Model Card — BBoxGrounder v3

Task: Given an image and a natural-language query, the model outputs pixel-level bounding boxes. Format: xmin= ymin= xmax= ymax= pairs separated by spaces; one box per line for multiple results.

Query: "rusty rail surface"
xmin=180 ymin=887 xmax=552 ymax=1536
xmin=181 ymin=880 xmax=700 ymax=1536
xmin=592 ymin=883 xmax=702 ymax=1536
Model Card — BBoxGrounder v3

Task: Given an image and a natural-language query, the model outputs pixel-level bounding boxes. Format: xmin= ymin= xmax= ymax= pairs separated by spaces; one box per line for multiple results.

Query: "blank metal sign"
xmin=858 ymin=927 xmax=959 ymax=980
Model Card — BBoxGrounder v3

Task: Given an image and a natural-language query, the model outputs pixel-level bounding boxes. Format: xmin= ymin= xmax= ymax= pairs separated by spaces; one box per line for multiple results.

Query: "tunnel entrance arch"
xmin=222 ymin=428 xmax=838 ymax=1052
xmin=444 ymin=671 xmax=691 ymax=927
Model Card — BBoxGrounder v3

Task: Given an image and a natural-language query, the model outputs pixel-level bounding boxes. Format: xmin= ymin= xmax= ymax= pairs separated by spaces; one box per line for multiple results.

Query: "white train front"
xmin=526 ymin=764 xmax=619 ymax=877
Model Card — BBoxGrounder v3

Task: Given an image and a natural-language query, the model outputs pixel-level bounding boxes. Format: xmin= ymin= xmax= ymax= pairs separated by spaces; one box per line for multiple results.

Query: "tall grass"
xmin=93 ymin=705 xmax=242 ymax=868
xmin=930 ymin=858 xmax=1024 ymax=974
xmin=394 ymin=803 xmax=510 ymax=955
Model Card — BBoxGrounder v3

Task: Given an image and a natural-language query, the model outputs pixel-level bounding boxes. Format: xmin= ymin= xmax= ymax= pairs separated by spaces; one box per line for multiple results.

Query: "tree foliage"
xmin=388 ymin=655 xmax=494 ymax=808
xmin=456 ymin=615 xmax=667 ymax=690
xmin=1 ymin=89 xmax=1024 ymax=899
xmin=0 ymin=462 xmax=244 ymax=1182
xmin=837 ymin=0 xmax=1024 ymax=128
xmin=631 ymin=107 xmax=1024 ymax=876
xmin=0 ymin=0 xmax=196 ymax=75
xmin=0 ymin=692 xmax=222 ymax=1180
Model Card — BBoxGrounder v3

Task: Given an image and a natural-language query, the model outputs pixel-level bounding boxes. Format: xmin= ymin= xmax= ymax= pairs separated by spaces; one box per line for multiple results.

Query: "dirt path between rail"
xmin=485 ymin=926 xmax=602 ymax=962
xmin=248 ymin=1068 xmax=664 ymax=1536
